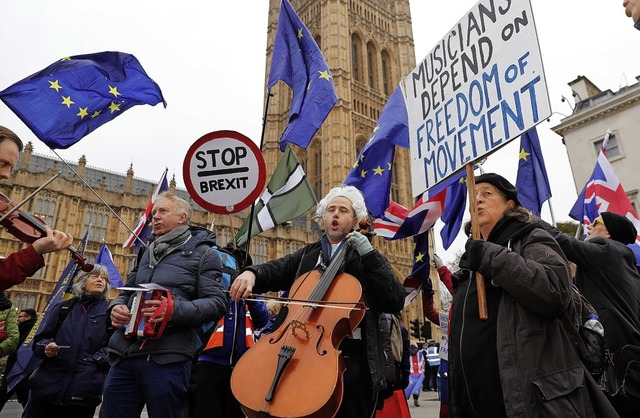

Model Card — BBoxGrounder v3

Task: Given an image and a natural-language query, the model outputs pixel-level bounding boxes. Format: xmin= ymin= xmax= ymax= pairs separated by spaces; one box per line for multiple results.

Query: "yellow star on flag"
xmin=360 ymin=169 xmax=367 ymax=178
xmin=297 ymin=28 xmax=303 ymax=39
xmin=387 ymin=162 xmax=392 ymax=170
xmin=108 ymin=85 xmax=121 ymax=98
xmin=60 ymin=57 xmax=71 ymax=61
xmin=108 ymin=102 xmax=121 ymax=113
xmin=352 ymin=160 xmax=359 ymax=169
xmin=519 ymin=148 xmax=530 ymax=161
xmin=90 ymin=110 xmax=101 ymax=119
xmin=373 ymin=165 xmax=384 ymax=175
xmin=49 ymin=80 xmax=62 ymax=92
xmin=77 ymin=107 xmax=89 ymax=119
xmin=61 ymin=96 xmax=74 ymax=108
xmin=318 ymin=70 xmax=332 ymax=81
xmin=415 ymin=252 xmax=425 ymax=263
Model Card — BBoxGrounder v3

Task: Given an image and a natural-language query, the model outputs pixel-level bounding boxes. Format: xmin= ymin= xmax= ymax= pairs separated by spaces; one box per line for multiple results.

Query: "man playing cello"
xmin=0 ymin=125 xmax=73 ymax=291
xmin=230 ymin=185 xmax=405 ymax=418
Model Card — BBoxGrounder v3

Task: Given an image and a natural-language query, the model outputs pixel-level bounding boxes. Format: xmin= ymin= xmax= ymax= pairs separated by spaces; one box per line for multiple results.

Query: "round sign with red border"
xmin=183 ymin=130 xmax=266 ymax=214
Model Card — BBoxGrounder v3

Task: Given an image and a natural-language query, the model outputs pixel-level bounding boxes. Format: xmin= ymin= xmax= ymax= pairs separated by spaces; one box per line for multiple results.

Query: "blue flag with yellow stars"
xmin=268 ymin=0 xmax=338 ymax=151
xmin=0 ymin=51 xmax=166 ymax=149
xmin=344 ymin=86 xmax=408 ymax=218
xmin=515 ymin=127 xmax=551 ymax=217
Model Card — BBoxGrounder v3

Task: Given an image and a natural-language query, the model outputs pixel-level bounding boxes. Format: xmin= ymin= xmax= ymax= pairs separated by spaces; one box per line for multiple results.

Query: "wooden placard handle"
xmin=465 ymin=164 xmax=488 ymax=320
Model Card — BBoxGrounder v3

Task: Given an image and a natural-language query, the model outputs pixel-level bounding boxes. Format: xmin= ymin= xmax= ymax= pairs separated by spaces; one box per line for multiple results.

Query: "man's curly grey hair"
xmin=71 ymin=264 xmax=110 ymax=298
xmin=316 ymin=185 xmax=369 ymax=221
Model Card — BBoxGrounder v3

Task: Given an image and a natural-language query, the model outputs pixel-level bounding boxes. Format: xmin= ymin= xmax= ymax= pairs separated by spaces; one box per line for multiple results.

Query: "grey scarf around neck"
xmin=148 ymin=225 xmax=191 ymax=268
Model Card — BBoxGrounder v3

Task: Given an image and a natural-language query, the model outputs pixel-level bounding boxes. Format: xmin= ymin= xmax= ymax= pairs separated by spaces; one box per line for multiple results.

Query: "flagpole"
xmin=48 ymin=148 xmax=146 ymax=247
xmin=547 ymin=199 xmax=557 ymax=227
xmin=466 ymin=163 xmax=488 ymax=320
xmin=241 ymin=88 xmax=273 ymax=264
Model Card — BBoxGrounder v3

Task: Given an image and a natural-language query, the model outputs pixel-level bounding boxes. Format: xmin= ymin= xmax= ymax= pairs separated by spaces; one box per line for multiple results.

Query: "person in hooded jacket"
xmin=24 ymin=265 xmax=111 ymax=418
xmin=540 ymin=211 xmax=640 ymax=417
xmin=449 ymin=173 xmax=617 ymax=418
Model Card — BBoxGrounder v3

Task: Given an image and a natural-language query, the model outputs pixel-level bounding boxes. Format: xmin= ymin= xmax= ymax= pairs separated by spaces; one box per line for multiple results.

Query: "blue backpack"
xmin=194 ymin=245 xmax=239 ymax=354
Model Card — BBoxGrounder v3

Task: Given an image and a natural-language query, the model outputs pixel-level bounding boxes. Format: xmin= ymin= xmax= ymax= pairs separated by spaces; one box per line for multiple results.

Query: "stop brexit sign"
xmin=183 ymin=130 xmax=266 ymax=214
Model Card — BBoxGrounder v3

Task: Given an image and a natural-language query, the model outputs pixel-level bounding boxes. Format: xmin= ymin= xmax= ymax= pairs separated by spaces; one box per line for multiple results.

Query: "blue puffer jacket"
xmin=107 ymin=227 xmax=228 ymax=364
xmin=30 ymin=295 xmax=111 ymax=407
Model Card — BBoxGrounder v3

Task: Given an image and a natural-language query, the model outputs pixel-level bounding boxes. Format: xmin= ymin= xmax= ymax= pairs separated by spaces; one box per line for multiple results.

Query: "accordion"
xmin=120 ymin=284 xmax=174 ymax=340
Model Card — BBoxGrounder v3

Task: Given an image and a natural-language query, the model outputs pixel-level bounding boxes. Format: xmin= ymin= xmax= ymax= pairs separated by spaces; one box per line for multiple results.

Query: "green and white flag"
xmin=236 ymin=145 xmax=317 ymax=247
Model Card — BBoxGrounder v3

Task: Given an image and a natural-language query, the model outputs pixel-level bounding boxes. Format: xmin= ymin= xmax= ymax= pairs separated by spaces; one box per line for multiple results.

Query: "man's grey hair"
xmin=315 ymin=185 xmax=368 ymax=221
xmin=156 ymin=191 xmax=193 ymax=222
xmin=72 ymin=264 xmax=110 ymax=297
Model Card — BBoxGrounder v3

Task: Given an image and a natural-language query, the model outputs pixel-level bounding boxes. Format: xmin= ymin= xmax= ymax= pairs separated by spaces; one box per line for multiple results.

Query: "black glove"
xmin=459 ymin=239 xmax=485 ymax=272
xmin=421 ymin=278 xmax=434 ymax=297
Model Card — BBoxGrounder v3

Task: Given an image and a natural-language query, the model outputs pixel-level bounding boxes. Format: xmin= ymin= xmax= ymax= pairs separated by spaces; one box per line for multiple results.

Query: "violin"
xmin=230 ymin=221 xmax=369 ymax=418
xmin=0 ymin=192 xmax=93 ymax=272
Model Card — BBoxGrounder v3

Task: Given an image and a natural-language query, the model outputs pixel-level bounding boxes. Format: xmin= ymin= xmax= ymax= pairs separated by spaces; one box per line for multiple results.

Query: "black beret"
xmin=475 ymin=173 xmax=521 ymax=206
xmin=601 ymin=212 xmax=637 ymax=245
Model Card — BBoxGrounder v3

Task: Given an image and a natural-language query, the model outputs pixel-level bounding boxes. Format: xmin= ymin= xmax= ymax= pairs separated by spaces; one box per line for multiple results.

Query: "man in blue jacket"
xmin=103 ymin=192 xmax=228 ymax=418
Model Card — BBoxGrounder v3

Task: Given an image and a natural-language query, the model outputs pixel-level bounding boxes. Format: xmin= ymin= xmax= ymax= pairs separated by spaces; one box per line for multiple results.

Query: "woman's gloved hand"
xmin=459 ymin=239 xmax=485 ymax=272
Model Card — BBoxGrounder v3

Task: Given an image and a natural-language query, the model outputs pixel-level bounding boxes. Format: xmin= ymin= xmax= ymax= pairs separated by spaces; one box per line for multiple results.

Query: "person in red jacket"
xmin=0 ymin=126 xmax=73 ymax=291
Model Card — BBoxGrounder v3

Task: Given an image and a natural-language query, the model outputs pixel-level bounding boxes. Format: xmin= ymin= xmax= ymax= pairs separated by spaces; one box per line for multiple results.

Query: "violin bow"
xmin=0 ymin=171 xmax=61 ymax=224
xmin=228 ymin=291 xmax=368 ymax=311
xmin=48 ymin=148 xmax=150 ymax=249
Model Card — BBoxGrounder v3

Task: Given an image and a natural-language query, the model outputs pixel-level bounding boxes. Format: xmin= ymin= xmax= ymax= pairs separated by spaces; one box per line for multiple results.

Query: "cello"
xmin=230 ymin=226 xmax=368 ymax=418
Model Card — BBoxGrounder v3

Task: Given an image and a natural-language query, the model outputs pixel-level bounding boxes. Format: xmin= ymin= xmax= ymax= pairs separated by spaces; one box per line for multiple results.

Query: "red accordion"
xmin=120 ymin=284 xmax=174 ymax=340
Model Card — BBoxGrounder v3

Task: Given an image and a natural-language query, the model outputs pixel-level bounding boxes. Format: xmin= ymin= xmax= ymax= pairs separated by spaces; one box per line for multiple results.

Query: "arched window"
xmin=34 ymin=194 xmax=56 ymax=226
xmin=381 ymin=50 xmax=392 ymax=96
xmin=367 ymin=42 xmax=378 ymax=90
xmin=351 ymin=34 xmax=363 ymax=83
xmin=84 ymin=207 xmax=109 ymax=241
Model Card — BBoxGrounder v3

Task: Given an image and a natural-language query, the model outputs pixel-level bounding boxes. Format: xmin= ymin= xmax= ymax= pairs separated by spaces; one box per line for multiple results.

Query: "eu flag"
xmin=269 ymin=0 xmax=338 ymax=151
xmin=0 ymin=51 xmax=166 ymax=149
xmin=344 ymin=86 xmax=408 ymax=218
xmin=515 ymin=127 xmax=551 ymax=217
xmin=95 ymin=243 xmax=124 ymax=288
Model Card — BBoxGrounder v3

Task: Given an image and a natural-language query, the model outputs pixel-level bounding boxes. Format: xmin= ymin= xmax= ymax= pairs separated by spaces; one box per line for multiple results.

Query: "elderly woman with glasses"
xmin=25 ymin=264 xmax=113 ymax=418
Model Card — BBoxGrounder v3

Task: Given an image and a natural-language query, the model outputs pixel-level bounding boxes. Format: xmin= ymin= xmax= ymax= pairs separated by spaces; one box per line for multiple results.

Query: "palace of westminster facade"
xmin=1 ymin=1 xmax=440 ymax=336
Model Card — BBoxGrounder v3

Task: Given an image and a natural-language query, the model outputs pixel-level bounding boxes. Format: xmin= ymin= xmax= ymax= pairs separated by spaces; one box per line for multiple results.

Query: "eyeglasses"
xmin=593 ymin=217 xmax=605 ymax=226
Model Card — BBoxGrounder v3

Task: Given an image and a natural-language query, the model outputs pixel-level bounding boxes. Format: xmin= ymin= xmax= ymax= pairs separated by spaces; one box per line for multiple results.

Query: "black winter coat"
xmin=30 ymin=296 xmax=111 ymax=407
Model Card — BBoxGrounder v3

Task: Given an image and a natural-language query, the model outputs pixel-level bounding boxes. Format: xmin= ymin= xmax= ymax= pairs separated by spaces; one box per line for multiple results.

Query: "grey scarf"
xmin=148 ymin=225 xmax=191 ymax=268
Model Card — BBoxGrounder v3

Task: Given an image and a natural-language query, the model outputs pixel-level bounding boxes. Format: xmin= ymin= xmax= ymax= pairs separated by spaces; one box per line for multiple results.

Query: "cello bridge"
xmin=290 ymin=319 xmax=311 ymax=340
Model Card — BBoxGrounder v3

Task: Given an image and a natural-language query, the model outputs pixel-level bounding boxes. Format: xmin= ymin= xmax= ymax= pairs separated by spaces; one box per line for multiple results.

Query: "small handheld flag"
xmin=123 ymin=168 xmax=169 ymax=252
xmin=95 ymin=243 xmax=124 ymax=287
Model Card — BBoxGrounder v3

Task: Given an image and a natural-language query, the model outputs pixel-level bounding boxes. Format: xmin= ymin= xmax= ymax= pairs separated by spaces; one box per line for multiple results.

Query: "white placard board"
xmin=403 ymin=0 xmax=551 ymax=196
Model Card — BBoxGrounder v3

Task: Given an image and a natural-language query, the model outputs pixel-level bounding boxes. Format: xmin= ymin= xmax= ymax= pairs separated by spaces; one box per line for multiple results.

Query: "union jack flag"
xmin=123 ymin=168 xmax=169 ymax=252
xmin=373 ymin=170 xmax=467 ymax=246
xmin=569 ymin=131 xmax=640 ymax=244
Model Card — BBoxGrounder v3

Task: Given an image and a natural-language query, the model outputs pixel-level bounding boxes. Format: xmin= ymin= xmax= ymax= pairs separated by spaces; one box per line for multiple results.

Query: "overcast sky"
xmin=1 ymin=0 xmax=637 ymax=261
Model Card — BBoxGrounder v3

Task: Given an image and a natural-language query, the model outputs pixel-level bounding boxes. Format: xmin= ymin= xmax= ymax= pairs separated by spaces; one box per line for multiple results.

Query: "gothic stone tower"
xmin=255 ymin=0 xmax=418 ymax=280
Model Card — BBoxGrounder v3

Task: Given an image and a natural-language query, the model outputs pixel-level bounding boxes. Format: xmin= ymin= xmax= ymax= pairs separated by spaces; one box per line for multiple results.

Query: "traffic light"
xmin=410 ymin=319 xmax=420 ymax=339
xmin=421 ymin=323 xmax=431 ymax=340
